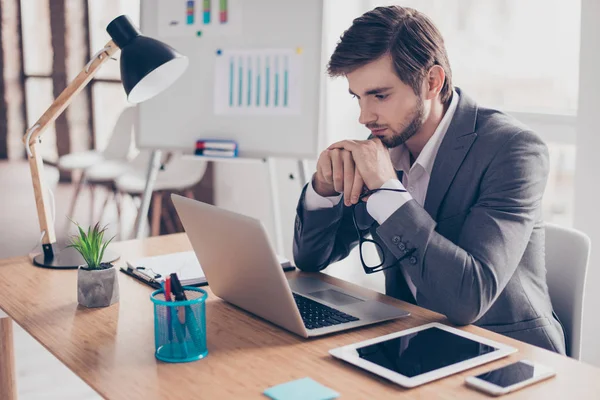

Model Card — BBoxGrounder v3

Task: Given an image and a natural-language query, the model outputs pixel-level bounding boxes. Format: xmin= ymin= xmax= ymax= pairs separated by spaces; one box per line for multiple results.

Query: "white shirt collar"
xmin=390 ymin=89 xmax=460 ymax=176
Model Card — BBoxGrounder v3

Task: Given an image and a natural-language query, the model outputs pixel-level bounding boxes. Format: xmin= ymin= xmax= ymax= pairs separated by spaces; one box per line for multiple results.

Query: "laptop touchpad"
xmin=308 ymin=289 xmax=364 ymax=306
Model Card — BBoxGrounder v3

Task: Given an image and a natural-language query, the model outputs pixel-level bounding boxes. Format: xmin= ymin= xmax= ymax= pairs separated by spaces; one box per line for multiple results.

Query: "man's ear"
xmin=425 ymin=65 xmax=445 ymax=100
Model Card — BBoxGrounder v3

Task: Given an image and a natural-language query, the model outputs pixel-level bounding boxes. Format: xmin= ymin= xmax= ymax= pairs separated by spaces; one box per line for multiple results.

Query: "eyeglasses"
xmin=352 ymin=188 xmax=416 ymax=274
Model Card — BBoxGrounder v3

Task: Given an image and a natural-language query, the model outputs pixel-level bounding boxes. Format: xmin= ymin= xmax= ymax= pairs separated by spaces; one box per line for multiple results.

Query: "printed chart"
xmin=157 ymin=0 xmax=242 ymax=38
xmin=214 ymin=49 xmax=302 ymax=116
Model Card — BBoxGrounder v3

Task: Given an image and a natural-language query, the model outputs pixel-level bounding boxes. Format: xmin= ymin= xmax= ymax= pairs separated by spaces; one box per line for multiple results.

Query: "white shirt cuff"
xmin=366 ymin=179 xmax=413 ymax=225
xmin=304 ymin=180 xmax=342 ymax=210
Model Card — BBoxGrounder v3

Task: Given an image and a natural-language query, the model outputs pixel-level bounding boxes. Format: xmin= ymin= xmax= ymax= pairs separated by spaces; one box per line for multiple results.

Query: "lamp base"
xmin=33 ymin=246 xmax=120 ymax=269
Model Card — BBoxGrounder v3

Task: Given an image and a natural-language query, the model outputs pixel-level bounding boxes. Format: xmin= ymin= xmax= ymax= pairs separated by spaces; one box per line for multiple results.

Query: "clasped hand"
xmin=313 ymin=138 xmax=397 ymax=206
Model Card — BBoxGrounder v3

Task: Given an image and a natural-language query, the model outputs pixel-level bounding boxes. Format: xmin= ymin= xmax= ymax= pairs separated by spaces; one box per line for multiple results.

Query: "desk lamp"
xmin=23 ymin=15 xmax=188 ymax=268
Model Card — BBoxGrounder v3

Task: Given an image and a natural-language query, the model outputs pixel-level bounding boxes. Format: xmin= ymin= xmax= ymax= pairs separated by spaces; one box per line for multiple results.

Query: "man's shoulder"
xmin=449 ymin=89 xmax=547 ymax=166
xmin=476 ymin=106 xmax=530 ymax=136
xmin=471 ymin=105 xmax=545 ymax=152
xmin=452 ymin=89 xmax=541 ymax=145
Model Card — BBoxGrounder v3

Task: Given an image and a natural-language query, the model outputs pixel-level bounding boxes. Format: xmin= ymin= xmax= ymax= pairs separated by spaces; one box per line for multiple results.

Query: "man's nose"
xmin=359 ymin=107 xmax=376 ymax=125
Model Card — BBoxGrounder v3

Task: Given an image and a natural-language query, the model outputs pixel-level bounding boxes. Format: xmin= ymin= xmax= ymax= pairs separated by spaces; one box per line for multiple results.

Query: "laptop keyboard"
xmin=292 ymin=293 xmax=360 ymax=330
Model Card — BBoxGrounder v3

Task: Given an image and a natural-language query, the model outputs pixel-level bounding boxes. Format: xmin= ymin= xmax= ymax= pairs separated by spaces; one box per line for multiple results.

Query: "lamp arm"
xmin=22 ymin=40 xmax=119 ymax=252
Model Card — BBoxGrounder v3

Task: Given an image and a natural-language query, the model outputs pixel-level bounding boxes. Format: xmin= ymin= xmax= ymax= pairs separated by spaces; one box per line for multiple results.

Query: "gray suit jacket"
xmin=293 ymin=88 xmax=566 ymax=354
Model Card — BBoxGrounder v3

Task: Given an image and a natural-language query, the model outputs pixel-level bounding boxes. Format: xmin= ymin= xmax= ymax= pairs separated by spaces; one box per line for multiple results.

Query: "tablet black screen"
xmin=356 ymin=327 xmax=497 ymax=378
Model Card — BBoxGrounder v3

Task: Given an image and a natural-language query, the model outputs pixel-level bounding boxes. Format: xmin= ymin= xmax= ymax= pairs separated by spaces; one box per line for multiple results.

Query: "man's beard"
xmin=368 ymin=97 xmax=425 ymax=149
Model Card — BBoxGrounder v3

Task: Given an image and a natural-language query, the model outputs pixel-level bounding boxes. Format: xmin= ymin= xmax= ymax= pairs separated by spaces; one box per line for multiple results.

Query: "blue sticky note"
xmin=263 ymin=377 xmax=339 ymax=400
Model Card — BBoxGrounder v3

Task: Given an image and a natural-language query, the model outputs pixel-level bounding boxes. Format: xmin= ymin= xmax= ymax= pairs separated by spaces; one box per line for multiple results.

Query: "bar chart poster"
xmin=157 ymin=0 xmax=242 ymax=38
xmin=214 ymin=49 xmax=303 ymax=116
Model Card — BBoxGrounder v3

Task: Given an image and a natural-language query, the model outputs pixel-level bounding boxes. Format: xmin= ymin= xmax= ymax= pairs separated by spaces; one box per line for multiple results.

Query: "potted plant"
xmin=68 ymin=222 xmax=119 ymax=308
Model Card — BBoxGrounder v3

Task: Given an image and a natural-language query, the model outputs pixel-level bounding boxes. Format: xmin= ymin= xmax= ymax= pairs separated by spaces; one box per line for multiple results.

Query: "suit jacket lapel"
xmin=424 ymin=88 xmax=479 ymax=220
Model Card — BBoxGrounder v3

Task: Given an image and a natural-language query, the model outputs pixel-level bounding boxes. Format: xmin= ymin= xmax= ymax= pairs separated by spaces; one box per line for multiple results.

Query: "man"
xmin=293 ymin=6 xmax=566 ymax=354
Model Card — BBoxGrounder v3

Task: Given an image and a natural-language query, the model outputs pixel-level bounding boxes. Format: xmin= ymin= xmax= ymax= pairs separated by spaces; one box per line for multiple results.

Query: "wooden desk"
xmin=0 ymin=233 xmax=598 ymax=399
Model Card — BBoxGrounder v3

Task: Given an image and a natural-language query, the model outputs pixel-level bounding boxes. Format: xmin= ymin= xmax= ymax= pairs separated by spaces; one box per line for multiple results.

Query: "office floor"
xmin=0 ymin=159 xmax=383 ymax=399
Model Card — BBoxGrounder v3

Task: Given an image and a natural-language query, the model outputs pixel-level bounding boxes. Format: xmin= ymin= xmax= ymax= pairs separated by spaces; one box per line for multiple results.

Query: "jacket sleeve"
xmin=292 ymin=185 xmax=359 ymax=272
xmin=376 ymin=130 xmax=549 ymax=325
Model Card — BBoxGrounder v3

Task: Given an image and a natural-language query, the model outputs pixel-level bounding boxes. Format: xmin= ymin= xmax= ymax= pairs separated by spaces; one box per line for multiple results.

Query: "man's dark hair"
xmin=328 ymin=6 xmax=453 ymax=105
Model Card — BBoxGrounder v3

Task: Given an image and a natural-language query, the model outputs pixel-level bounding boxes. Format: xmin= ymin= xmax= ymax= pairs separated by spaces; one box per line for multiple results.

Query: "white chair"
xmin=545 ymin=222 xmax=591 ymax=360
xmin=57 ymin=106 xmax=135 ymax=174
xmin=59 ymin=107 xmax=136 ymax=228
xmin=115 ymin=153 xmax=208 ymax=237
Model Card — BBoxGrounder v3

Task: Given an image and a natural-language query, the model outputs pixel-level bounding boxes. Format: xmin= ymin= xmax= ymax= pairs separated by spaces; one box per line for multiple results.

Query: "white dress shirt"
xmin=304 ymin=90 xmax=460 ymax=298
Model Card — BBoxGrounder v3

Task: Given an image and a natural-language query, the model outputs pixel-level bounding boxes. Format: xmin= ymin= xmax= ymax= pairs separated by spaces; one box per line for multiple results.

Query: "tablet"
xmin=329 ymin=322 xmax=517 ymax=388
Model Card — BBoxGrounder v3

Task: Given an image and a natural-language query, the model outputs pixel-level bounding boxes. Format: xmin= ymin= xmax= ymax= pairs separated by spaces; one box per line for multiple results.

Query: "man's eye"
xmin=375 ymin=94 xmax=388 ymax=100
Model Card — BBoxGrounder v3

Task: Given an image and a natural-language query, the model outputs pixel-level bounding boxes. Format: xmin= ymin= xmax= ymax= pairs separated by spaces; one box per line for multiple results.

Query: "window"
xmin=20 ymin=0 xmax=53 ymax=76
xmin=544 ymin=143 xmax=576 ymax=227
xmin=20 ymin=0 xmax=55 ymax=159
xmin=367 ymin=0 xmax=581 ymax=115
xmin=19 ymin=0 xmax=140 ymax=159
xmin=88 ymin=0 xmax=141 ymax=81
xmin=24 ymin=78 xmax=57 ymax=160
xmin=88 ymin=0 xmax=140 ymax=149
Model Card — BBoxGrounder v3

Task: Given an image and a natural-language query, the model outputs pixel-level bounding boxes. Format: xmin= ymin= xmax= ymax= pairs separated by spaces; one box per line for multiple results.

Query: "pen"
xmin=170 ymin=273 xmax=190 ymax=357
xmin=170 ymin=273 xmax=204 ymax=347
xmin=164 ymin=277 xmax=173 ymax=342
xmin=170 ymin=273 xmax=187 ymax=324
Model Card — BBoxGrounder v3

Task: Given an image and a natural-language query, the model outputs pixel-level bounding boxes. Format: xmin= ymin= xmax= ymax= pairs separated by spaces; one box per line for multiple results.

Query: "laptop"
xmin=171 ymin=194 xmax=410 ymax=338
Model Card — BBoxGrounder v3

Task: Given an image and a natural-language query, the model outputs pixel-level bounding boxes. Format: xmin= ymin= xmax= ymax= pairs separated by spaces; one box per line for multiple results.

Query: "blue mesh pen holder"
xmin=150 ymin=287 xmax=208 ymax=363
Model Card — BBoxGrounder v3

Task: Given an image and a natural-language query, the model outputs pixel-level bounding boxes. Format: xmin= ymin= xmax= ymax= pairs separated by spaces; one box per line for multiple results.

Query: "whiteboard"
xmin=138 ymin=0 xmax=324 ymax=159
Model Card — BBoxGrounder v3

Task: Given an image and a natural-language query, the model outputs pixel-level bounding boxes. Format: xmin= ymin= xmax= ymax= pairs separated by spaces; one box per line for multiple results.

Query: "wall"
xmin=575 ymin=0 xmax=600 ymax=367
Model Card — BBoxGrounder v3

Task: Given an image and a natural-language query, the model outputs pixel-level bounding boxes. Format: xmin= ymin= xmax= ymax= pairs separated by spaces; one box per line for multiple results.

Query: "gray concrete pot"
xmin=77 ymin=263 xmax=120 ymax=308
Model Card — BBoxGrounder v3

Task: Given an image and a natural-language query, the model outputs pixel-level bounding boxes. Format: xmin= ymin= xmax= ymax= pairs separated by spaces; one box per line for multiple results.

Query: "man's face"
xmin=347 ymin=55 xmax=426 ymax=148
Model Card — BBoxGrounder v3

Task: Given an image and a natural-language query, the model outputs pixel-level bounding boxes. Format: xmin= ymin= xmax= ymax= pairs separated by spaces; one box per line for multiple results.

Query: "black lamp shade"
xmin=107 ymin=15 xmax=188 ymax=103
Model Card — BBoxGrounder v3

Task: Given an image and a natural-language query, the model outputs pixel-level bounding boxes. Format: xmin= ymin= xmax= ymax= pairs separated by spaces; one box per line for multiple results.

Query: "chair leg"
xmin=64 ymin=170 xmax=86 ymax=233
xmin=151 ymin=192 xmax=162 ymax=236
xmin=163 ymin=205 xmax=177 ymax=234
xmin=114 ymin=190 xmax=122 ymax=240
xmin=89 ymin=184 xmax=96 ymax=225
xmin=145 ymin=196 xmax=152 ymax=238
xmin=125 ymin=193 xmax=142 ymax=240
xmin=99 ymin=188 xmax=113 ymax=225
xmin=0 ymin=314 xmax=17 ymax=400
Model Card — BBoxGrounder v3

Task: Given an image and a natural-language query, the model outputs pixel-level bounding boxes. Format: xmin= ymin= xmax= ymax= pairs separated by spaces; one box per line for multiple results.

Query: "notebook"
xmin=120 ymin=251 xmax=294 ymax=289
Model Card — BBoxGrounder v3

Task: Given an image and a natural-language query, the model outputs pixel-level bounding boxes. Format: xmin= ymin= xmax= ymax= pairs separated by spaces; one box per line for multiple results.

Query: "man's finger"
xmin=328 ymin=140 xmax=358 ymax=152
xmin=343 ymin=151 xmax=355 ymax=206
xmin=369 ymin=136 xmax=383 ymax=145
xmin=318 ymin=151 xmax=333 ymax=184
xmin=351 ymin=171 xmax=364 ymax=204
xmin=330 ymin=149 xmax=344 ymax=193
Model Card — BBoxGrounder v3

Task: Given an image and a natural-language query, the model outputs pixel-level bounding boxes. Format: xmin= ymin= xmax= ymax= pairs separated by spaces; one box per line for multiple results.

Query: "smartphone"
xmin=465 ymin=360 xmax=555 ymax=396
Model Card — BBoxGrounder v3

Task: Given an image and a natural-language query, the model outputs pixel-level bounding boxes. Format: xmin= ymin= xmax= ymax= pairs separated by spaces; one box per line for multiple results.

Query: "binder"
xmin=120 ymin=250 xmax=294 ymax=289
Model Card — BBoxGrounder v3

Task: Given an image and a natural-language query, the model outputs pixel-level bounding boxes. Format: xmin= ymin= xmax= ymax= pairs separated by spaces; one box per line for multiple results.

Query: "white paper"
xmin=214 ymin=49 xmax=303 ymax=116
xmin=127 ymin=251 xmax=292 ymax=285
xmin=127 ymin=251 xmax=205 ymax=285
xmin=157 ymin=0 xmax=242 ymax=38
